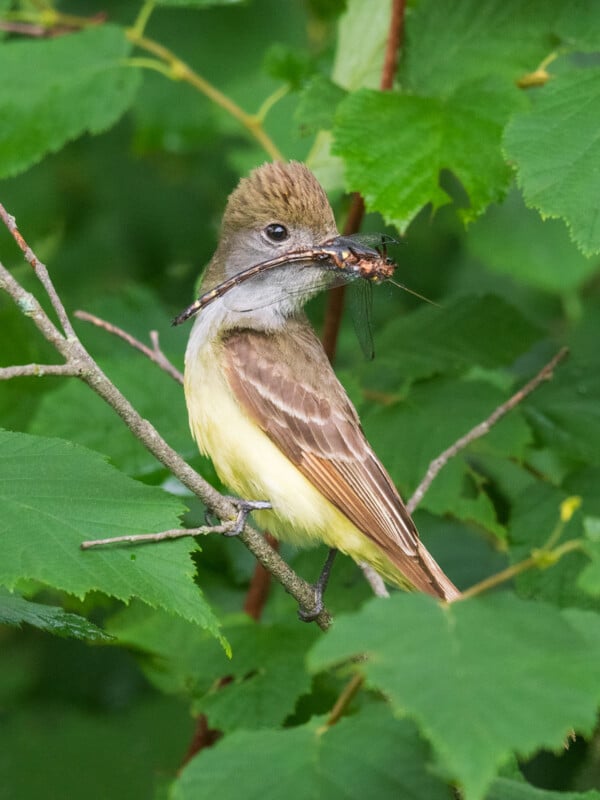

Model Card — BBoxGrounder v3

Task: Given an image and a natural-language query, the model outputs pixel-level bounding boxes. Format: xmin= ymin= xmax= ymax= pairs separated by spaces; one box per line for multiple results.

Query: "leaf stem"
xmin=131 ymin=0 xmax=155 ymax=38
xmin=255 ymin=84 xmax=289 ymax=123
xmin=324 ymin=672 xmax=364 ymax=729
xmin=460 ymin=540 xmax=584 ymax=601
xmin=120 ymin=56 xmax=174 ymax=79
xmin=124 ymin=30 xmax=285 ymax=160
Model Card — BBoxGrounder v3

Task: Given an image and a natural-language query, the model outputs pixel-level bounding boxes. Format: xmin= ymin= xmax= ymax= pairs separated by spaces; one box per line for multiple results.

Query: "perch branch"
xmin=81 ymin=523 xmax=234 ymax=549
xmin=0 ymin=203 xmax=331 ymax=630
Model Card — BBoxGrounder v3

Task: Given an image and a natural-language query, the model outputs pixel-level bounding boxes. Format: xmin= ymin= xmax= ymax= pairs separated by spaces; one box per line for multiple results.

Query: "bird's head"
xmin=201 ymin=161 xmax=340 ymax=318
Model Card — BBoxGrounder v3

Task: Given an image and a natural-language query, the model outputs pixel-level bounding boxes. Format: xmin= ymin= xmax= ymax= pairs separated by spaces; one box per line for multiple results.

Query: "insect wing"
xmin=348 ymin=279 xmax=375 ymax=361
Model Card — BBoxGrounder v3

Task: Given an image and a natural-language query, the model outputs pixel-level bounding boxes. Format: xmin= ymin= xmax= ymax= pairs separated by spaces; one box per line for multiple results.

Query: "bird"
xmin=182 ymin=160 xmax=460 ymax=607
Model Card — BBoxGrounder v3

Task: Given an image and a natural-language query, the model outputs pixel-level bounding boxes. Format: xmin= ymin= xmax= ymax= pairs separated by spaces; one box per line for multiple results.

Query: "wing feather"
xmin=222 ymin=318 xmax=459 ymax=600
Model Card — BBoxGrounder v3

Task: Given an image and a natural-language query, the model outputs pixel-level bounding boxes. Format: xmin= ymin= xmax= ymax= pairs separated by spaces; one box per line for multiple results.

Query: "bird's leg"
xmin=298 ymin=548 xmax=338 ymax=622
xmin=222 ymin=497 xmax=272 ymax=536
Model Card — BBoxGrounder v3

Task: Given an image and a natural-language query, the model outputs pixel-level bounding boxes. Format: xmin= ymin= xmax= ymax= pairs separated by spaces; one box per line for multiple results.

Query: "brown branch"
xmin=0 ymin=205 xmax=332 ymax=630
xmin=74 ymin=310 xmax=184 ymax=385
xmin=178 ymin=715 xmax=222 ymax=770
xmin=380 ymin=0 xmax=405 ymax=92
xmin=0 ymin=204 xmax=75 ymax=339
xmin=322 ymin=0 xmax=405 ymax=362
xmin=407 ymin=347 xmax=570 ymax=514
xmin=243 ymin=532 xmax=280 ymax=620
xmin=81 ymin=523 xmax=235 ymax=549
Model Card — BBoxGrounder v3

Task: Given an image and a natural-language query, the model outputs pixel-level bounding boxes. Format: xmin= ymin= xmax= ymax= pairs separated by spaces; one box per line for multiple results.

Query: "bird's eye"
xmin=264 ymin=223 xmax=289 ymax=242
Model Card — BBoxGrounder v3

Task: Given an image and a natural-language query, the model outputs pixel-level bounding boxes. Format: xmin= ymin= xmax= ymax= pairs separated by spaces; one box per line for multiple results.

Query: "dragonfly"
xmin=172 ymin=233 xmax=432 ymax=359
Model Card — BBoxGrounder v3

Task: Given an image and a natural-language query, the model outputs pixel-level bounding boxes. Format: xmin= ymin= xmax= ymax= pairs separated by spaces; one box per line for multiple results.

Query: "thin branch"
xmin=324 ymin=673 xmax=364 ymax=728
xmin=0 ymin=204 xmax=76 ymax=339
xmin=0 ymin=262 xmax=70 ymax=350
xmin=74 ymin=310 xmax=184 ymax=384
xmin=358 ymin=562 xmax=390 ymax=598
xmin=0 ymin=363 xmax=78 ymax=379
xmin=407 ymin=347 xmax=570 ymax=514
xmin=81 ymin=523 xmax=234 ymax=549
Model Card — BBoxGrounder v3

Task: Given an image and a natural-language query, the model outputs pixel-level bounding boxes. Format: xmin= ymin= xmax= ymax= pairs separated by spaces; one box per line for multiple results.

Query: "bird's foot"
xmin=222 ymin=497 xmax=272 ymax=537
xmin=298 ymin=548 xmax=338 ymax=622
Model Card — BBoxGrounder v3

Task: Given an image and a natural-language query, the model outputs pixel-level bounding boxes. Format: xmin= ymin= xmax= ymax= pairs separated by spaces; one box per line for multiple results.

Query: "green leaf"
xmin=193 ymin=622 xmax=318 ymax=731
xmin=468 ymin=189 xmax=599 ymax=294
xmin=524 ymin=344 xmax=600 ymax=468
xmin=308 ymin=593 xmax=600 ymax=800
xmin=29 ymin=355 xmax=193 ymax=476
xmin=578 ymin=514 xmax=600 ymax=598
xmin=307 ymin=0 xmax=391 ymax=191
xmin=110 ymin=604 xmax=318 ymax=730
xmin=375 ymin=294 xmax=541 ymax=381
xmin=333 ymin=81 xmax=520 ymax=231
xmin=295 ymin=75 xmax=347 ymax=136
xmin=331 ymin=0 xmax=391 ymax=91
xmin=584 ymin=516 xmax=600 ymax=542
xmin=0 ymin=697 xmax=193 ymax=800
xmin=0 ymin=431 xmax=222 ymax=639
xmin=263 ymin=44 xmax=315 ymax=89
xmin=154 ymin=0 xmax=245 ymax=5
xmin=504 ymin=67 xmax=600 ymax=256
xmin=0 ymin=25 xmax=141 ymax=178
xmin=554 ymin=0 xmax=600 ymax=51
xmin=0 ymin=588 xmax=112 ymax=642
xmin=487 ymin=778 xmax=600 ymax=800
xmin=363 ymin=376 xmax=531 ymax=534
xmin=403 ymin=0 xmax=558 ymax=96
xmin=172 ymin=705 xmax=452 ymax=800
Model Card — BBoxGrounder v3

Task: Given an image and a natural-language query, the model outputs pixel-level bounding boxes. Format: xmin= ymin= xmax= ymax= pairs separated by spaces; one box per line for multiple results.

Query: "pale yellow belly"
xmin=184 ymin=339 xmax=404 ymax=584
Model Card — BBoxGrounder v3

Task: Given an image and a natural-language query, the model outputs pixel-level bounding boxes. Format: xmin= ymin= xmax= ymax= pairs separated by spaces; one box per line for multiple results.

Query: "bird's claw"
xmin=297 ymin=548 xmax=338 ymax=622
xmin=223 ymin=497 xmax=272 ymax=537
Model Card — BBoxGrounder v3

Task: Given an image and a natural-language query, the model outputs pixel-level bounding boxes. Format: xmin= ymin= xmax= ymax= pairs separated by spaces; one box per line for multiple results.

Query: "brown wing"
xmin=223 ymin=318 xmax=459 ymax=601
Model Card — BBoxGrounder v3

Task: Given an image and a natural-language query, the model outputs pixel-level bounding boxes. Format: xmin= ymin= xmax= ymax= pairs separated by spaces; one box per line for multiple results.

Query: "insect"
xmin=171 ymin=234 xmax=397 ymax=327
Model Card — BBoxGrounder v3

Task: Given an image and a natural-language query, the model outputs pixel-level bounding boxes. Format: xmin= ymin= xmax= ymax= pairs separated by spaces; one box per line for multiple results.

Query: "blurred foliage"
xmin=1 ymin=0 xmax=600 ymax=798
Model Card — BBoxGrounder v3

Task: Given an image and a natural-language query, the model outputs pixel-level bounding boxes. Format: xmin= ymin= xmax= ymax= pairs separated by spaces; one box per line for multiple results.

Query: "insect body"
xmin=172 ymin=234 xmax=397 ymax=327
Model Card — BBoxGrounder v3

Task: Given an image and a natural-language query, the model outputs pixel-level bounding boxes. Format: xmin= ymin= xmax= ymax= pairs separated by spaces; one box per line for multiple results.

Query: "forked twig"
xmin=74 ymin=310 xmax=184 ymax=384
xmin=407 ymin=347 xmax=569 ymax=514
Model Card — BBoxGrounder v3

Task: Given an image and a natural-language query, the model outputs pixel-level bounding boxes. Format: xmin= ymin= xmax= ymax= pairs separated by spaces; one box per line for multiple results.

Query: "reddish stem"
xmin=243 ymin=533 xmax=279 ymax=620
xmin=321 ymin=0 xmax=405 ymax=363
